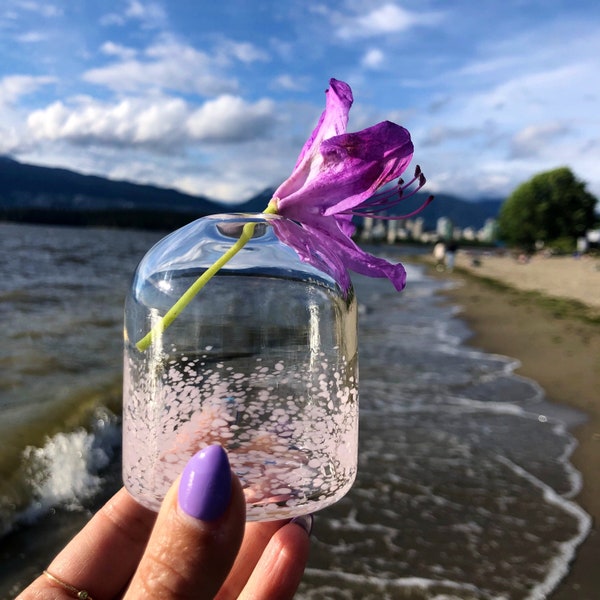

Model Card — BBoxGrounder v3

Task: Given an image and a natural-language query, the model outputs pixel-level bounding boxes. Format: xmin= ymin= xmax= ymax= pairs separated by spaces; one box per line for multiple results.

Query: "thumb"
xmin=125 ymin=445 xmax=245 ymax=599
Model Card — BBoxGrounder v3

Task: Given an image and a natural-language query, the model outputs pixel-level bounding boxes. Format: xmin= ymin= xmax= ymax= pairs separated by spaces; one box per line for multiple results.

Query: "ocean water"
xmin=0 ymin=222 xmax=591 ymax=599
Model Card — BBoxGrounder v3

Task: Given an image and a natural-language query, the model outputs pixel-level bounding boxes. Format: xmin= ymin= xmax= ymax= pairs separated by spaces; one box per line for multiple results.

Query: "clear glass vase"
xmin=123 ymin=213 xmax=358 ymax=521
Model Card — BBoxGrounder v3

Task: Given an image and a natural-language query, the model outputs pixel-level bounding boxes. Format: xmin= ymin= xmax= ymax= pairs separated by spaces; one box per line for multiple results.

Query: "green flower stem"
xmin=136 ymin=204 xmax=278 ymax=352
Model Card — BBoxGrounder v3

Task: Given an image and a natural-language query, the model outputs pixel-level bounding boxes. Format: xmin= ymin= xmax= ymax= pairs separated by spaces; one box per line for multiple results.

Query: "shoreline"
xmin=423 ymin=253 xmax=599 ymax=599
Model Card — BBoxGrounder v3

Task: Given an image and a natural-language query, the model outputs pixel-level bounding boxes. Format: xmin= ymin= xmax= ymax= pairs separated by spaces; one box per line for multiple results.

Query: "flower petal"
xmin=274 ymin=79 xmax=353 ymax=201
xmin=276 ymin=121 xmax=414 ymax=221
xmin=276 ymin=216 xmax=406 ymax=292
xmin=271 ymin=218 xmax=352 ymax=292
xmin=294 ymin=78 xmax=353 ymax=168
xmin=271 ymin=78 xmax=418 ymax=294
xmin=310 ymin=218 xmax=407 ymax=291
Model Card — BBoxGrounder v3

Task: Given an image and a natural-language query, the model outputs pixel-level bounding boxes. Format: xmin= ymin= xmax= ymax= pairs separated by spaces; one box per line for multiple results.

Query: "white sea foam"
xmin=554 ymin=427 xmax=584 ymax=499
xmin=300 ymin=568 xmax=491 ymax=599
xmin=402 ymin=263 xmax=427 ymax=283
xmin=496 ymin=455 xmax=592 ymax=600
xmin=445 ymin=396 xmax=528 ymax=416
xmin=17 ymin=408 xmax=121 ymax=526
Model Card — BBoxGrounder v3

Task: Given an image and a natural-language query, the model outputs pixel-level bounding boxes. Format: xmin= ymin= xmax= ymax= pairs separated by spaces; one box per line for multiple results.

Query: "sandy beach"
xmin=427 ymin=251 xmax=600 ymax=599
xmin=454 ymin=251 xmax=600 ymax=311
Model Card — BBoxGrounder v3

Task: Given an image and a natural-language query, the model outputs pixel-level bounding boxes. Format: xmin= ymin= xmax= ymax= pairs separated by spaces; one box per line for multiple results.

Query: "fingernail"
xmin=290 ymin=514 xmax=314 ymax=536
xmin=178 ymin=445 xmax=232 ymax=521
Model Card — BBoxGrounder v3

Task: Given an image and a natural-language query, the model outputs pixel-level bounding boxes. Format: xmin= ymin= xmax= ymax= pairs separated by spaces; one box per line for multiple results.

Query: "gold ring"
xmin=43 ymin=570 xmax=95 ymax=600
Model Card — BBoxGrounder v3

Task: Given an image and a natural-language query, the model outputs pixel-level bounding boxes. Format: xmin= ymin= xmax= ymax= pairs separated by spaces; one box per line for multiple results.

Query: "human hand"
xmin=18 ymin=445 xmax=312 ymax=599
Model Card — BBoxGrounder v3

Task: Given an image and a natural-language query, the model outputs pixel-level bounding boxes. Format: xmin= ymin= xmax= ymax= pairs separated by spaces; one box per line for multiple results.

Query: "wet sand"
xmin=427 ymin=251 xmax=599 ymax=599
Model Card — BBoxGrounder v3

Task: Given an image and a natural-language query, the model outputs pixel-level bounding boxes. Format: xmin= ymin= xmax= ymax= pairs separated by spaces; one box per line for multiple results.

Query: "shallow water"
xmin=0 ymin=223 xmax=590 ymax=599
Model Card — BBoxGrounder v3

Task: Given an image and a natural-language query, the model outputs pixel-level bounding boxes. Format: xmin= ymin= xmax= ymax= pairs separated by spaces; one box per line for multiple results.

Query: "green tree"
xmin=498 ymin=167 xmax=598 ymax=249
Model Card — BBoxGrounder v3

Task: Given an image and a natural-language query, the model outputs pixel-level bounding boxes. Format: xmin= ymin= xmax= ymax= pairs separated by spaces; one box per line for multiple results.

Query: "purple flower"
xmin=270 ymin=78 xmax=431 ymax=292
xmin=136 ymin=78 xmax=432 ymax=351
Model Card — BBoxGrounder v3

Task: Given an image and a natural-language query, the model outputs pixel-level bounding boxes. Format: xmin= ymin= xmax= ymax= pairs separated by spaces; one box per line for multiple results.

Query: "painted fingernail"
xmin=178 ymin=445 xmax=232 ymax=521
xmin=290 ymin=514 xmax=314 ymax=536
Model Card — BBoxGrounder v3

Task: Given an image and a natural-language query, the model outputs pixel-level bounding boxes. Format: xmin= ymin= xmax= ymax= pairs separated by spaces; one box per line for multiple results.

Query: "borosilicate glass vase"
xmin=123 ymin=213 xmax=359 ymax=521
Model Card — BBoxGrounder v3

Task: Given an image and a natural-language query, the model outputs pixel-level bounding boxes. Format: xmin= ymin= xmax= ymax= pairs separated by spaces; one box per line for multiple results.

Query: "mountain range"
xmin=0 ymin=155 xmax=503 ymax=231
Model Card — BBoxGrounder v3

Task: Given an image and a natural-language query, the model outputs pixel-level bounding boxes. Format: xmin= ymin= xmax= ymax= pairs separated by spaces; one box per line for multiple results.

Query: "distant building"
xmin=371 ymin=221 xmax=386 ymax=241
xmin=359 ymin=217 xmax=387 ymax=242
xmin=478 ymin=218 xmax=498 ymax=243
xmin=359 ymin=213 xmax=499 ymax=246
xmin=462 ymin=227 xmax=476 ymax=241
xmin=412 ymin=217 xmax=424 ymax=240
xmin=436 ymin=217 xmax=453 ymax=240
xmin=387 ymin=220 xmax=399 ymax=244
xmin=361 ymin=217 xmax=374 ymax=241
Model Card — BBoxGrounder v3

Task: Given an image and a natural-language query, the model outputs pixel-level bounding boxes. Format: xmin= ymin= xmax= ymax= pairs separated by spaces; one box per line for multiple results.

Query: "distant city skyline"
xmin=1 ymin=1 xmax=599 ymax=204
xmin=361 ymin=214 xmax=498 ymax=245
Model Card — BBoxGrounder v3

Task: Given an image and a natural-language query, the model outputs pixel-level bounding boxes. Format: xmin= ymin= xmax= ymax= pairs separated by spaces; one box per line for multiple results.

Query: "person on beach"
xmin=433 ymin=241 xmax=446 ymax=272
xmin=445 ymin=241 xmax=458 ymax=272
xmin=16 ymin=445 xmax=311 ymax=600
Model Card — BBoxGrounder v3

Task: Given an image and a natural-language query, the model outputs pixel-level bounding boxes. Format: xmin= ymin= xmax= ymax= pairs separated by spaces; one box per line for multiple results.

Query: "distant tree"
xmin=498 ymin=167 xmax=598 ymax=249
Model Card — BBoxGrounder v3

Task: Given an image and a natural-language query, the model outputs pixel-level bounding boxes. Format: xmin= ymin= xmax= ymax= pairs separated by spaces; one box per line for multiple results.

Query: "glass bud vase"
xmin=123 ymin=213 xmax=358 ymax=521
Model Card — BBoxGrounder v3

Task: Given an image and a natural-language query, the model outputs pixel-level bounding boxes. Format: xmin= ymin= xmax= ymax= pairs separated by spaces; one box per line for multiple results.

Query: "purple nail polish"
xmin=291 ymin=514 xmax=314 ymax=536
xmin=178 ymin=445 xmax=232 ymax=521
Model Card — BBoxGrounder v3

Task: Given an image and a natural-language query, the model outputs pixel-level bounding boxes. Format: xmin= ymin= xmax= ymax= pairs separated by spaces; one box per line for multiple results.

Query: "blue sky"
xmin=1 ymin=0 xmax=599 ymax=204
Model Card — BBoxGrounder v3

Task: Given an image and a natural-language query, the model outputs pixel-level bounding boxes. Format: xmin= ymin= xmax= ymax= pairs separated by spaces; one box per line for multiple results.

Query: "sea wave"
xmin=0 ymin=407 xmax=121 ymax=536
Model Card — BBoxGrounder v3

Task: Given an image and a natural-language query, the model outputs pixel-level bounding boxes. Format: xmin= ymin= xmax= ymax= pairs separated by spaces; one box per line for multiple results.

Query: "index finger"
xmin=17 ymin=488 xmax=157 ymax=600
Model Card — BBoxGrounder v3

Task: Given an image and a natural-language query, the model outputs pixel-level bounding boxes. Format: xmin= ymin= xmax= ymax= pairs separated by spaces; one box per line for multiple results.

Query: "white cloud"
xmin=474 ymin=65 xmax=590 ymax=117
xmin=409 ymin=30 xmax=600 ymax=198
xmin=174 ymin=173 xmax=259 ymax=203
xmin=510 ymin=122 xmax=571 ymax=159
xmin=272 ymin=74 xmax=309 ymax=92
xmin=425 ymin=159 xmax=517 ymax=200
xmin=100 ymin=41 xmax=138 ymax=60
xmin=336 ymin=3 xmax=443 ymax=39
xmin=101 ymin=0 xmax=167 ymax=29
xmin=421 ymin=125 xmax=481 ymax=148
xmin=16 ymin=30 xmax=47 ymax=43
xmin=361 ymin=48 xmax=385 ymax=69
xmin=126 ymin=0 xmax=166 ymax=22
xmin=84 ymin=38 xmax=238 ymax=96
xmin=186 ymin=95 xmax=276 ymax=143
xmin=27 ymin=97 xmax=188 ymax=150
xmin=26 ymin=94 xmax=278 ymax=150
xmin=83 ymin=36 xmax=268 ymax=97
xmin=15 ymin=1 xmax=62 ymax=18
xmin=217 ymin=40 xmax=270 ymax=64
xmin=0 ymin=126 xmax=26 ymax=154
xmin=99 ymin=13 xmax=126 ymax=27
xmin=0 ymin=74 xmax=55 ymax=105
xmin=172 ymin=135 xmax=298 ymax=202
